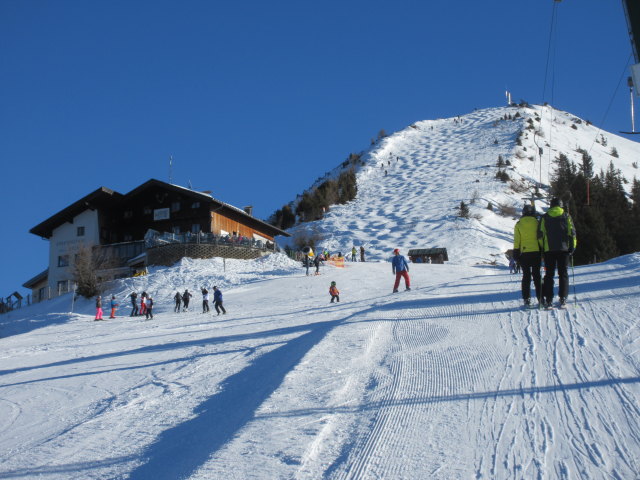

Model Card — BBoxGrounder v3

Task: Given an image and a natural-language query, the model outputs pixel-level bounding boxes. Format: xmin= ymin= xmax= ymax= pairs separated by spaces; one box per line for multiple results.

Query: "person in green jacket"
xmin=538 ymin=198 xmax=577 ymax=307
xmin=513 ymin=204 xmax=542 ymax=307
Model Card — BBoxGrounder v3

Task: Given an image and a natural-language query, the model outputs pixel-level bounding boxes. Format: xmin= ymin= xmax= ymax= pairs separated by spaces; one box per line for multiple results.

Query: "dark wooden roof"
xmin=23 ymin=269 xmax=48 ymax=288
xmin=29 ymin=179 xmax=290 ymax=240
xmin=29 ymin=187 xmax=123 ymax=239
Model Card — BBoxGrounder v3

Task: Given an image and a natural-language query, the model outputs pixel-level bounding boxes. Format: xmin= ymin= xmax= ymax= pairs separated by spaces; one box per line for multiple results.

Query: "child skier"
xmin=109 ymin=295 xmax=119 ymax=319
xmin=95 ymin=295 xmax=103 ymax=321
xmin=329 ymin=281 xmax=340 ymax=303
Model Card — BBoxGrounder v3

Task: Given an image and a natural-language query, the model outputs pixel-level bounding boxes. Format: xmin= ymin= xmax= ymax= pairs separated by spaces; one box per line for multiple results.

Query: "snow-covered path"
xmin=1 ymin=254 xmax=639 ymax=479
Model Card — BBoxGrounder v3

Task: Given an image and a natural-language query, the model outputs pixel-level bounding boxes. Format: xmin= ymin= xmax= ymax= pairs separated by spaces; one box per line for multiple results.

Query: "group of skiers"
xmin=173 ymin=287 xmax=225 ymax=315
xmin=94 ymin=286 xmax=226 ymax=321
xmin=513 ymin=198 xmax=577 ymax=308
xmin=95 ymin=292 xmax=154 ymax=321
xmin=350 ymin=246 xmax=366 ymax=262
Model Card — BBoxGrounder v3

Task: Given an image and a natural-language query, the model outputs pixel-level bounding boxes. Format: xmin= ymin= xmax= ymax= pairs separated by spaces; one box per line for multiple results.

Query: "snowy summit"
xmin=1 ymin=106 xmax=640 ymax=480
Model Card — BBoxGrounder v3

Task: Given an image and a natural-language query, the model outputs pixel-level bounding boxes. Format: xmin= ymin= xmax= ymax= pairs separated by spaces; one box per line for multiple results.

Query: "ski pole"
xmin=571 ymin=255 xmax=577 ymax=306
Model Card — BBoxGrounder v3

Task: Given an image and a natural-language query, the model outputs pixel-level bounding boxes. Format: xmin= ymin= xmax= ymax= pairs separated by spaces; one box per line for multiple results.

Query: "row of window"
xmin=123 ymin=201 xmax=201 ymax=218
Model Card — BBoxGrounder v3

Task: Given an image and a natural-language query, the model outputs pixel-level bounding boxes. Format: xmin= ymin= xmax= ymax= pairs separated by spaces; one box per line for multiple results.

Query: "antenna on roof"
xmin=169 ymin=155 xmax=173 ymax=184
xmin=188 ymin=180 xmax=193 ymax=189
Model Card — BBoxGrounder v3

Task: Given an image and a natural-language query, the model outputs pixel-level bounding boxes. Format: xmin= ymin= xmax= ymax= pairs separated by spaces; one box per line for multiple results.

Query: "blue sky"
xmin=0 ymin=0 xmax=636 ymax=299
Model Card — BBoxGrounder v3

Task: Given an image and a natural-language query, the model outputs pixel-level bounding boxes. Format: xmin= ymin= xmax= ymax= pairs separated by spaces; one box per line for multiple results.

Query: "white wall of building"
xmin=48 ymin=209 xmax=100 ymax=296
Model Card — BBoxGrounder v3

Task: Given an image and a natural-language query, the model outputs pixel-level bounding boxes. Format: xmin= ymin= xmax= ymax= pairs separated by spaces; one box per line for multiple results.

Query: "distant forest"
xmin=551 ymin=152 xmax=640 ymax=265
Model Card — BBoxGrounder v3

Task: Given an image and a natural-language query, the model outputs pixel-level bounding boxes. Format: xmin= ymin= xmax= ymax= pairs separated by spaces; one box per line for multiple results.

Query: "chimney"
xmin=244 ymin=206 xmax=253 ymax=216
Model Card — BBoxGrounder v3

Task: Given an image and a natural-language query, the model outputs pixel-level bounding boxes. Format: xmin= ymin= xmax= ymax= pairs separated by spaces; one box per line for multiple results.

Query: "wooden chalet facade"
xmin=24 ymin=179 xmax=289 ymax=301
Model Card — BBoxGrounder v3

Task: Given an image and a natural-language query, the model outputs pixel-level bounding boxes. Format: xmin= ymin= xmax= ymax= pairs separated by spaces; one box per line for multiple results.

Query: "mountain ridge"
xmin=284 ymin=104 xmax=640 ymax=264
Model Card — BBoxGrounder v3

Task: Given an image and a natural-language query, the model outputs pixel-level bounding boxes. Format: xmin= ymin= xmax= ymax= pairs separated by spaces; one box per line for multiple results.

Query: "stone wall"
xmin=147 ymin=243 xmax=271 ymax=266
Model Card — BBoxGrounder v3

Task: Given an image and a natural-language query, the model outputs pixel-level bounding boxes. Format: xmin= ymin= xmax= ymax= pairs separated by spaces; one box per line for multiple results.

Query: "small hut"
xmin=407 ymin=248 xmax=448 ymax=264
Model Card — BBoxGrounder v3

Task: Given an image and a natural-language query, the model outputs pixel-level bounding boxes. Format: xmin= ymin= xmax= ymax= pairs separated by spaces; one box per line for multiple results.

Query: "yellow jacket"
xmin=514 ymin=216 xmax=541 ymax=253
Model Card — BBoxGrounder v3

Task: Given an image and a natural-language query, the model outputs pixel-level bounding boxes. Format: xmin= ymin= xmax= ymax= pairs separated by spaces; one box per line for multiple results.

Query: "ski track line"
xmin=331 ymin=301 xmax=499 ymax=480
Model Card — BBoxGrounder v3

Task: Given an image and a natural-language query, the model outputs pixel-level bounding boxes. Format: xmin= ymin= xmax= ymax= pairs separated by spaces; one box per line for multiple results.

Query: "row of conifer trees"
xmin=551 ymin=152 xmax=640 ymax=265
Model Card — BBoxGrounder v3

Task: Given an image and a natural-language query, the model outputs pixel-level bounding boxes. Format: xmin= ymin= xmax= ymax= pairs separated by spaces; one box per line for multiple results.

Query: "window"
xmin=57 ymin=280 xmax=69 ymax=295
xmin=191 ymin=224 xmax=201 ymax=234
xmin=191 ymin=201 xmax=200 ymax=209
xmin=77 ymin=226 xmax=85 ymax=237
xmin=171 ymin=202 xmax=181 ymax=212
xmin=58 ymin=255 xmax=69 ymax=267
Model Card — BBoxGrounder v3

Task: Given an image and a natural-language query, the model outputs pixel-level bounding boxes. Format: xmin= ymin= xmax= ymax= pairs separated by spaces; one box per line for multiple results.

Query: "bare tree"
xmin=73 ymin=245 xmax=101 ymax=298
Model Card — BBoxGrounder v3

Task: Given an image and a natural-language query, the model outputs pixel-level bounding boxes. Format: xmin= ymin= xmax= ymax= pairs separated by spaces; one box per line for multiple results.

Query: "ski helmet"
xmin=331 ymin=281 xmax=336 ymax=285
xmin=550 ymin=197 xmax=564 ymax=208
xmin=522 ymin=204 xmax=536 ymax=216
xmin=393 ymin=248 xmax=400 ymax=254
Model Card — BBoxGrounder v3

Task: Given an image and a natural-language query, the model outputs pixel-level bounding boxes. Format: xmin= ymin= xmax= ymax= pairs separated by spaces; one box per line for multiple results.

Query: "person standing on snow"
xmin=360 ymin=245 xmax=365 ymax=262
xmin=351 ymin=247 xmax=357 ymax=262
xmin=140 ymin=292 xmax=147 ymax=316
xmin=109 ymin=295 xmax=119 ymax=318
xmin=182 ymin=289 xmax=192 ymax=311
xmin=174 ymin=291 xmax=182 ymax=313
xmin=95 ymin=295 xmax=103 ymax=321
xmin=145 ymin=295 xmax=154 ymax=319
xmin=329 ymin=281 xmax=340 ymax=303
xmin=129 ymin=291 xmax=138 ymax=316
xmin=391 ymin=248 xmax=411 ymax=292
xmin=201 ymin=287 xmax=210 ymax=313
xmin=538 ymin=198 xmax=577 ymax=308
xmin=303 ymin=247 xmax=314 ymax=276
xmin=313 ymin=253 xmax=322 ymax=275
xmin=513 ymin=204 xmax=542 ymax=307
xmin=213 ymin=286 xmax=226 ymax=315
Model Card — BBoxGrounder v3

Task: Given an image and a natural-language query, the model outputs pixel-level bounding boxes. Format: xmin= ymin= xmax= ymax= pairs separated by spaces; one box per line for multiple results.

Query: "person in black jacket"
xmin=130 ymin=292 xmax=138 ymax=317
xmin=182 ymin=289 xmax=192 ymax=311
xmin=538 ymin=198 xmax=577 ymax=307
xmin=174 ymin=291 xmax=182 ymax=313
xmin=313 ymin=254 xmax=321 ymax=275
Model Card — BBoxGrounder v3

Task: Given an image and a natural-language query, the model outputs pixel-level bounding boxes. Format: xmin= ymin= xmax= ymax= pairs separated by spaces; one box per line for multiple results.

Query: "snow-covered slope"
xmin=1 ymin=253 xmax=640 ymax=479
xmin=288 ymin=105 xmax=640 ymax=264
xmin=2 ymin=105 xmax=640 ymax=480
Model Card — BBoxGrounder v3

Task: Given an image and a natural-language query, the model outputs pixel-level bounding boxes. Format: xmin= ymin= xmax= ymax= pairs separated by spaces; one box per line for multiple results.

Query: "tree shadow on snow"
xmin=126 ymin=320 xmax=339 ymax=480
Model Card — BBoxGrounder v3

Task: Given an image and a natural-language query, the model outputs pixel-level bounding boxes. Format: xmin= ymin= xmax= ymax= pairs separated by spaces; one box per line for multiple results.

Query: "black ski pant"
xmin=203 ymin=300 xmax=209 ymax=313
xmin=215 ymin=300 xmax=226 ymax=314
xmin=542 ymin=251 xmax=570 ymax=303
xmin=331 ymin=295 xmax=340 ymax=303
xmin=174 ymin=301 xmax=181 ymax=313
xmin=519 ymin=252 xmax=541 ymax=301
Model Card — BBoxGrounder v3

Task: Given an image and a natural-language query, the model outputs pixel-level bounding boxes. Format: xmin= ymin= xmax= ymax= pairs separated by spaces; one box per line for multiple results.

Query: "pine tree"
xmin=457 ymin=201 xmax=470 ymax=219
